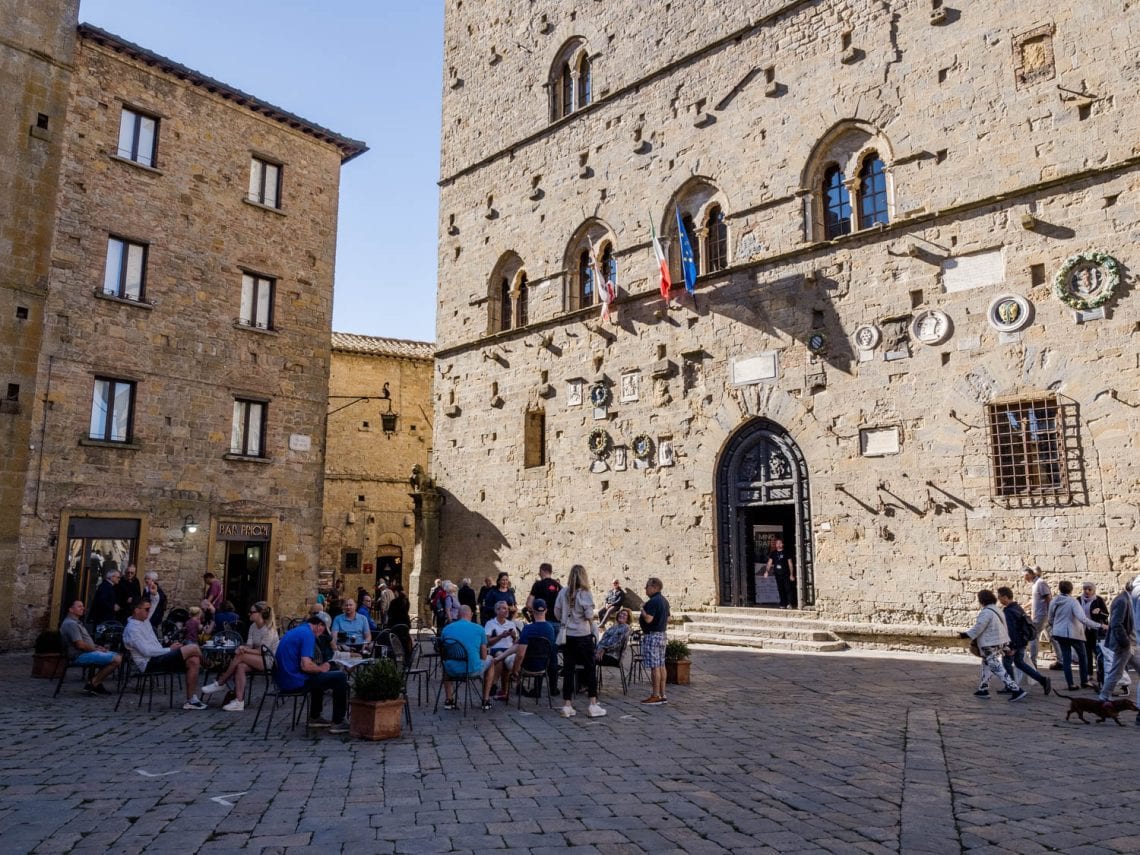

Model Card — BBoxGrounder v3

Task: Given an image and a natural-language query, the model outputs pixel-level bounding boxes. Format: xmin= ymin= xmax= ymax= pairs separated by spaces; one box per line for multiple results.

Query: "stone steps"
xmin=678 ymin=609 xmax=849 ymax=653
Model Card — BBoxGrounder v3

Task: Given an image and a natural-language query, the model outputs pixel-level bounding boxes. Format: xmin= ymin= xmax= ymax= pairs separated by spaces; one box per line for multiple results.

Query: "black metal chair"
xmin=595 ymin=631 xmax=631 ymax=696
xmin=433 ymin=638 xmax=485 ymax=716
xmin=93 ymin=621 xmax=124 ymax=650
xmin=53 ymin=634 xmax=99 ymax=698
xmin=114 ymin=649 xmax=179 ymax=712
xmin=250 ymin=664 xmax=310 ymax=739
xmin=515 ymin=636 xmax=555 ymax=709
xmin=628 ymin=630 xmax=645 ymax=684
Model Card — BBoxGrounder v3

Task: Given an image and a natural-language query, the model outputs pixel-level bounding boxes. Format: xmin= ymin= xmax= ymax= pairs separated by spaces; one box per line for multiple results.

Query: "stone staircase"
xmin=680 ymin=607 xmax=849 ymax=653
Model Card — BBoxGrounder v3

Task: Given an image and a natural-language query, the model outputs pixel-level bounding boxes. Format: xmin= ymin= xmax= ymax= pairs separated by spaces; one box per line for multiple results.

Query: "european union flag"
xmin=675 ymin=205 xmax=698 ymax=295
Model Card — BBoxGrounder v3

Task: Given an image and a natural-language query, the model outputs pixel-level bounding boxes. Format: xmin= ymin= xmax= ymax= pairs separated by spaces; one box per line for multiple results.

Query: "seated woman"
xmin=200 ymin=601 xmax=279 ymax=711
xmin=594 ymin=608 xmax=633 ymax=665
xmin=182 ymin=606 xmax=205 ymax=644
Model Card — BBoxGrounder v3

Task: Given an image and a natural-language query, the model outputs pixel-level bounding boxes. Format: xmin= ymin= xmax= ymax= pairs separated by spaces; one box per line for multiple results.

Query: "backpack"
xmin=1008 ymin=606 xmax=1035 ymax=649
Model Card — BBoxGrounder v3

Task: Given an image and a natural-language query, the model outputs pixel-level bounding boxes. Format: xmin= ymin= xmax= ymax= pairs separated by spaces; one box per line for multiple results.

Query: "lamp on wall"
xmin=182 ymin=515 xmax=198 ymax=535
xmin=379 ymin=382 xmax=399 ymax=436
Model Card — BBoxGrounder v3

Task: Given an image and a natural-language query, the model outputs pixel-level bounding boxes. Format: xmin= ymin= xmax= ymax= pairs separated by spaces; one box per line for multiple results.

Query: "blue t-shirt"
xmin=332 ymin=612 xmax=369 ymax=642
xmin=440 ymin=619 xmax=486 ymax=677
xmin=518 ymin=621 xmax=556 ymax=669
xmin=275 ymin=624 xmax=315 ymax=691
xmin=640 ymin=592 xmax=670 ymax=634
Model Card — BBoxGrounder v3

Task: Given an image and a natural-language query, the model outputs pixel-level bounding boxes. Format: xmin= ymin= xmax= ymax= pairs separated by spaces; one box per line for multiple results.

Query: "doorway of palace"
xmin=375 ymin=545 xmax=403 ymax=589
xmin=716 ymin=418 xmax=814 ymax=608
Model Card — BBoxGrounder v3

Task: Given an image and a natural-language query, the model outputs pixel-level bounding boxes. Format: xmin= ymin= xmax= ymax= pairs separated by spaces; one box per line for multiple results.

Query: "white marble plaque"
xmin=613 ymin=446 xmax=628 ymax=471
xmin=941 ymin=248 xmax=1005 ymax=293
xmin=619 ymin=372 xmax=640 ymax=403
xmin=289 ymin=434 xmax=311 ymax=452
xmin=566 ymin=381 xmax=583 ymax=407
xmin=859 ymin=426 xmax=901 ymax=457
xmin=731 ymin=352 xmax=778 ymax=385
xmin=1074 ymin=307 xmax=1106 ymax=324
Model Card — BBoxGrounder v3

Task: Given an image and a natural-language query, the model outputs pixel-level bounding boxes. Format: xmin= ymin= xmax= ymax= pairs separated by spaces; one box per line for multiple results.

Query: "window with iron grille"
xmin=706 ymin=205 xmax=728 ymax=272
xmin=986 ymin=395 xmax=1069 ymax=499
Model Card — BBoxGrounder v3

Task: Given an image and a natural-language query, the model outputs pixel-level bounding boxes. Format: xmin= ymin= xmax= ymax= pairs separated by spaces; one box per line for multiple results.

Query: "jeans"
xmin=305 ymin=670 xmax=348 ymax=722
xmin=1002 ymin=645 xmax=1048 ymax=687
xmin=1055 ymin=636 xmax=1088 ymax=688
xmin=1098 ymin=644 xmax=1140 ymax=703
xmin=561 ymin=634 xmax=597 ymax=701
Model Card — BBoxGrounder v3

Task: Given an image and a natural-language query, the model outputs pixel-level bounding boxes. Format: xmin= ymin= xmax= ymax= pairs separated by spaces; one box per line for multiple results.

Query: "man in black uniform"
xmin=765 ymin=538 xmax=796 ymax=609
xmin=526 ymin=563 xmax=562 ymax=628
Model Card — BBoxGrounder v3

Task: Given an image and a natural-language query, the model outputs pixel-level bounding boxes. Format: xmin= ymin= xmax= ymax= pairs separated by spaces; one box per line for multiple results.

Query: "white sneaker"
xmin=587 ymin=703 xmax=607 ymax=718
xmin=560 ymin=705 xmax=576 ymax=718
xmin=183 ymin=697 xmax=207 ymax=710
xmin=222 ymin=698 xmax=245 ymax=712
xmin=200 ymin=682 xmax=224 ymax=695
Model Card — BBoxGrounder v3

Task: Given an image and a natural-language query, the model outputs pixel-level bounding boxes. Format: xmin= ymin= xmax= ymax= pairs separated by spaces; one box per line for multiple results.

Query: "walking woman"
xmin=959 ymin=589 xmax=1027 ymax=702
xmin=554 ymin=565 xmax=606 ymax=718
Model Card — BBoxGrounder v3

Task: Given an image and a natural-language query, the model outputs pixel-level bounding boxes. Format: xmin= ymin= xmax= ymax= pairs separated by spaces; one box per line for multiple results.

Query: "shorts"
xmin=144 ymin=650 xmax=187 ymax=673
xmin=444 ymin=656 xmax=490 ymax=680
xmin=74 ymin=651 xmax=117 ymax=667
xmin=642 ymin=632 xmax=666 ymax=669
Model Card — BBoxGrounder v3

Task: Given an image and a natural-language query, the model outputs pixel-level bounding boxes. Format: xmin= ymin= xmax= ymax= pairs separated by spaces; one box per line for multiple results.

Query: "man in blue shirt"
xmin=331 ymin=598 xmax=372 ymax=650
xmin=440 ymin=605 xmax=493 ymax=710
xmin=275 ymin=616 xmax=348 ymax=732
xmin=506 ymin=598 xmax=558 ymax=698
xmin=639 ymin=577 xmax=670 ymax=706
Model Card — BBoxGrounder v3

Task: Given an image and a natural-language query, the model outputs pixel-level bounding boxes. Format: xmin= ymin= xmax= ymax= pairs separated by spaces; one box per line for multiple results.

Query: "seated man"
xmin=275 ymin=616 xmax=348 ymax=732
xmin=121 ymin=599 xmax=207 ymax=710
xmin=597 ymin=579 xmax=625 ymax=627
xmin=60 ymin=600 xmax=122 ymax=695
xmin=440 ymin=605 xmax=496 ymax=711
xmin=357 ymin=594 xmax=379 ymax=631
xmin=506 ymin=598 xmax=558 ymax=696
xmin=330 ymin=598 xmax=371 ymax=650
xmin=484 ymin=600 xmax=518 ymax=700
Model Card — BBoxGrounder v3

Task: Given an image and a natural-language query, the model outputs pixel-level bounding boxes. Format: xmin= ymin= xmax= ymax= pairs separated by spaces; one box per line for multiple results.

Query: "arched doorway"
xmin=375 ymin=544 xmax=403 ymax=589
xmin=716 ymin=418 xmax=814 ymax=607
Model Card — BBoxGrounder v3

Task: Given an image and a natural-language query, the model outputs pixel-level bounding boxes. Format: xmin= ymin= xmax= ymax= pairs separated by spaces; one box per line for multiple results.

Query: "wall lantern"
xmin=379 ymin=382 xmax=399 ymax=437
xmin=182 ymin=515 xmax=199 ymax=535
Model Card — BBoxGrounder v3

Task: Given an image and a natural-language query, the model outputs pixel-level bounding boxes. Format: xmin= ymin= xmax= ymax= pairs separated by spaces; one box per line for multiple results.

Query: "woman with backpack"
xmin=996 ymin=587 xmax=1051 ymax=695
xmin=958 ymin=589 xmax=1027 ymax=702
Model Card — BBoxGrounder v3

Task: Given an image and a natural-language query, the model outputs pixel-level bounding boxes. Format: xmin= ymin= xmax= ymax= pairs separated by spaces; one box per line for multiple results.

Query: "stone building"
xmin=0 ymin=1 xmax=365 ymax=647
xmin=433 ymin=1 xmax=1140 ymax=640
xmin=321 ymin=333 xmax=434 ymax=599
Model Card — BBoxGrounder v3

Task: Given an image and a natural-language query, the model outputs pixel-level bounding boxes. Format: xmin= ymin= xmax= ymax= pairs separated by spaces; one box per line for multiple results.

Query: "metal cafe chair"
xmin=114 ymin=649 xmax=179 ymax=712
xmin=433 ymin=638 xmax=484 ymax=717
xmin=595 ymin=631 xmax=631 ymax=696
xmin=515 ymin=636 xmax=555 ymax=709
xmin=250 ymin=663 xmax=310 ymax=740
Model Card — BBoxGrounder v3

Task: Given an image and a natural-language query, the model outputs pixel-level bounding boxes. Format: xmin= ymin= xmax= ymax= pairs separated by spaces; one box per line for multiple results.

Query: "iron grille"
xmin=986 ymin=395 xmax=1079 ymax=506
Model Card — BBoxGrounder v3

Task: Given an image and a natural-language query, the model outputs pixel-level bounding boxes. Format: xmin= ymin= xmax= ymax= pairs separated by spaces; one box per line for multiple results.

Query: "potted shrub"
xmin=348 ymin=658 xmax=406 ymax=740
xmin=32 ymin=629 xmax=66 ymax=679
xmin=665 ymin=638 xmax=691 ymax=685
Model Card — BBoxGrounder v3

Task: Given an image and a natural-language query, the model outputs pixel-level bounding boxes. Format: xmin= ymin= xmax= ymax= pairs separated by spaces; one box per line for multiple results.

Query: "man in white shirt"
xmin=1024 ymin=566 xmax=1062 ymax=669
xmin=484 ymin=600 xmax=518 ymax=700
xmin=122 ymin=599 xmax=207 ymax=709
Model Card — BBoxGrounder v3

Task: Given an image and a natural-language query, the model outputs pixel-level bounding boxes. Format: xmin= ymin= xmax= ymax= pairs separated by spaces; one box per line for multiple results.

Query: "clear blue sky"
xmin=78 ymin=0 xmax=443 ymax=344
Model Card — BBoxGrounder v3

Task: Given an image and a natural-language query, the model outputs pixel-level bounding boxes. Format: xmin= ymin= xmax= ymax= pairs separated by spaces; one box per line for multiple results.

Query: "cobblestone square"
xmin=4 ymin=647 xmax=1138 ymax=854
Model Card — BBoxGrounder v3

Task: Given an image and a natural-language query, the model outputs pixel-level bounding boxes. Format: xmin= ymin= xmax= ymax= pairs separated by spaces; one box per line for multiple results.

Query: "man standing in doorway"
xmin=765 ymin=538 xmax=796 ymax=609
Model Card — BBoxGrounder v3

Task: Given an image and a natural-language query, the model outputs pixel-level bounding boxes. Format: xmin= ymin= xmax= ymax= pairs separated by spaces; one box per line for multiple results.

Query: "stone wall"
xmin=4 ymin=26 xmax=360 ymax=646
xmin=433 ymin=0 xmax=1140 ymax=634
xmin=321 ymin=335 xmax=434 ymax=602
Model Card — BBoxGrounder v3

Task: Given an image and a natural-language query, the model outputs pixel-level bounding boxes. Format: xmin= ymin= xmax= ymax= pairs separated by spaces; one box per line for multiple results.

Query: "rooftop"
xmin=331 ymin=332 xmax=435 ymax=360
xmin=77 ymin=23 xmax=368 ymax=163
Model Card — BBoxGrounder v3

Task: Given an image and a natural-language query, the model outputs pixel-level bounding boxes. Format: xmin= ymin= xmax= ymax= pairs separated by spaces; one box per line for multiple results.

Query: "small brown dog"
xmin=1057 ymin=692 xmax=1139 ymax=726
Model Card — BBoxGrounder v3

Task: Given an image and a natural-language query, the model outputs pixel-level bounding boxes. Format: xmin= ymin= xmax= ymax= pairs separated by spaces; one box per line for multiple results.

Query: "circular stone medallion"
xmin=911 ymin=309 xmax=952 ymax=345
xmin=853 ymin=324 xmax=881 ymax=351
xmin=807 ymin=332 xmax=827 ymax=354
xmin=987 ymin=294 xmax=1032 ymax=333
xmin=1053 ymin=251 xmax=1120 ymax=310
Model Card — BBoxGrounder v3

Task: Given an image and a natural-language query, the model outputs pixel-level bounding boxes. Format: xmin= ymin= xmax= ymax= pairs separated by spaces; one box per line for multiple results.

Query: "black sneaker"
xmin=443 ymin=698 xmax=458 ymax=711
xmin=91 ymin=683 xmax=111 ymax=695
xmin=481 ymin=699 xmax=493 ymax=711
xmin=307 ymin=718 xmax=331 ymax=728
xmin=1042 ymin=677 xmax=1051 ymax=696
xmin=996 ymin=688 xmax=1013 ymax=695
xmin=1048 ymin=662 xmax=1063 ymax=671
xmin=329 ymin=719 xmax=349 ymax=734
xmin=82 ymin=683 xmax=98 ymax=696
xmin=1008 ymin=688 xmax=1028 ymax=703
xmin=973 ymin=689 xmax=990 ymax=698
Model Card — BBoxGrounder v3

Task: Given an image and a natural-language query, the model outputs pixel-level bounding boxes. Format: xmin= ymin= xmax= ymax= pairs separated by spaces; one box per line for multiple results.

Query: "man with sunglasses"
xmin=122 ymin=599 xmax=207 ymax=709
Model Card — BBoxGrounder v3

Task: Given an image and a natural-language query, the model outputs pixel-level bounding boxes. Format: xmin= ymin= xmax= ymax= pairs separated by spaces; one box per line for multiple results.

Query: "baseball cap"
xmin=532 ymin=598 xmax=547 ymax=612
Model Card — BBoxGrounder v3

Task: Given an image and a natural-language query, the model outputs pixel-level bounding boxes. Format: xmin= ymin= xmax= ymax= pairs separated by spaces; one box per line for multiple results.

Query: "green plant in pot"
xmin=664 ymin=638 xmax=691 ymax=686
xmin=348 ymin=657 xmax=406 ymax=740
xmin=32 ymin=629 xmax=66 ymax=679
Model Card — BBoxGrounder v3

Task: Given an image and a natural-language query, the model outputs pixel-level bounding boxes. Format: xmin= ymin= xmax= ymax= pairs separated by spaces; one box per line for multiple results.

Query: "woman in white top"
xmin=959 ymin=589 xmax=1025 ymax=701
xmin=1047 ymin=579 xmax=1101 ymax=690
xmin=200 ymin=601 xmax=280 ymax=711
xmin=554 ymin=565 xmax=606 ymax=718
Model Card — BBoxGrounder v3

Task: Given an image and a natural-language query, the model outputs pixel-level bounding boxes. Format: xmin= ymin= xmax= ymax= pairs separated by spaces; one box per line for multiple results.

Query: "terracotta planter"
xmin=348 ymin=697 xmax=405 ymax=740
xmin=32 ymin=652 xmax=67 ymax=679
xmin=665 ymin=658 xmax=691 ymax=685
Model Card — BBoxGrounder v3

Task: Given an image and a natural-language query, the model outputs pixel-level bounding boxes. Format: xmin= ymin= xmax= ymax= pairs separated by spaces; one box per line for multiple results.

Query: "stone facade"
xmin=321 ymin=333 xmax=434 ymax=599
xmin=434 ymin=0 xmax=1140 ymax=635
xmin=1 ymin=14 xmax=365 ymax=648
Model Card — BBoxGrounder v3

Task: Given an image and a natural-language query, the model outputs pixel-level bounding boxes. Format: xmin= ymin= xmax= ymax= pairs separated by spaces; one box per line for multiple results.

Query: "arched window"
xmin=498 ymin=276 xmax=513 ymax=332
xmin=564 ymin=220 xmax=616 ymax=313
xmin=706 ymin=205 xmax=727 ymax=272
xmin=515 ymin=273 xmax=529 ymax=327
xmin=577 ymin=55 xmax=591 ymax=109
xmin=600 ymin=242 xmax=616 ymax=287
xmin=823 ymin=165 xmax=851 ymax=239
xmin=682 ymin=213 xmax=701 ymax=275
xmin=559 ymin=62 xmax=573 ymax=119
xmin=577 ymin=249 xmax=594 ymax=308
xmin=858 ymin=153 xmax=889 ymax=228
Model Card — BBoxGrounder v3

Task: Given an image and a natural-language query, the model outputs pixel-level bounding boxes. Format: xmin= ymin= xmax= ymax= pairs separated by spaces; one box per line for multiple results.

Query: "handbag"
xmin=556 ymin=625 xmax=567 ymax=646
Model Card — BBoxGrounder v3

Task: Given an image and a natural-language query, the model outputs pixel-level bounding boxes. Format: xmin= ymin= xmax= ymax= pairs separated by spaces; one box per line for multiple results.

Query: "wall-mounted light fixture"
xmin=182 ymin=515 xmax=198 ymax=535
xmin=379 ymin=382 xmax=399 ymax=436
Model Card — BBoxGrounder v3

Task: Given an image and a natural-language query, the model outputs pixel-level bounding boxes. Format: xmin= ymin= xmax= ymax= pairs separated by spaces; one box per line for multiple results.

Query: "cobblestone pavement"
xmin=3 ymin=646 xmax=1139 ymax=854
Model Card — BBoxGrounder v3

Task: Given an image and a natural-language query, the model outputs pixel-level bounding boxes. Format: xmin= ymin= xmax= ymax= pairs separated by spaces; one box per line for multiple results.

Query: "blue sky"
xmin=78 ymin=0 xmax=444 ymax=344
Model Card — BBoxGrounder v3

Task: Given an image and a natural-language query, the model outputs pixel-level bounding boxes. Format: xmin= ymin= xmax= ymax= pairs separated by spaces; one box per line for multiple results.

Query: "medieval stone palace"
xmin=432 ymin=1 xmax=1139 ymax=636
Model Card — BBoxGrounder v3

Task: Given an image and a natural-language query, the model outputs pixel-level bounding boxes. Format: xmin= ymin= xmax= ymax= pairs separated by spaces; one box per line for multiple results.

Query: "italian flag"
xmin=651 ymin=219 xmax=671 ymax=303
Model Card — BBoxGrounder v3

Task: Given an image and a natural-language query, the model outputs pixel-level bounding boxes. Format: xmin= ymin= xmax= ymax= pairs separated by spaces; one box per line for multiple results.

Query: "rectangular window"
xmin=523 ymin=409 xmax=546 ymax=468
xmin=343 ymin=550 xmax=361 ymax=573
xmin=239 ymin=273 xmax=275 ymax=329
xmin=986 ymin=395 xmax=1069 ymax=499
xmin=116 ymin=108 xmax=158 ymax=168
xmin=89 ymin=377 xmax=135 ymax=443
xmin=231 ymin=399 xmax=267 ymax=457
xmin=248 ymin=157 xmax=281 ymax=208
xmin=102 ymin=237 xmax=147 ymax=300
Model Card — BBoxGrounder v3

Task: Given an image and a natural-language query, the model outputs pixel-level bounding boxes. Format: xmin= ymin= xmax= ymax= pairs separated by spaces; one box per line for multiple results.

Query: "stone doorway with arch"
xmin=374 ymin=542 xmax=404 ymax=590
xmin=716 ymin=418 xmax=815 ymax=608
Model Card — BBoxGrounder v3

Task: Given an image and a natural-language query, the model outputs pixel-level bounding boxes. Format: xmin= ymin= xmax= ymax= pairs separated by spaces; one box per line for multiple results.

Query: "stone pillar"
xmin=408 ymin=486 xmax=441 ymax=625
